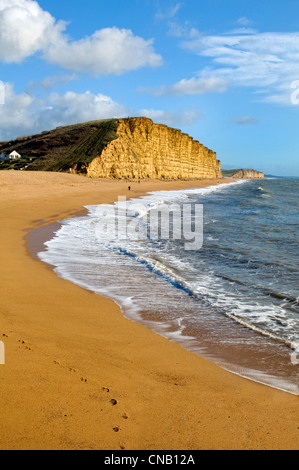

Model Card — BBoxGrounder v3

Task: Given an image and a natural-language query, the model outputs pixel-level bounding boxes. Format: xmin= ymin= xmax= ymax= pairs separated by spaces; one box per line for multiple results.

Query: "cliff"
xmin=0 ymin=118 xmax=222 ymax=180
xmin=87 ymin=118 xmax=221 ymax=179
xmin=230 ymin=169 xmax=264 ymax=179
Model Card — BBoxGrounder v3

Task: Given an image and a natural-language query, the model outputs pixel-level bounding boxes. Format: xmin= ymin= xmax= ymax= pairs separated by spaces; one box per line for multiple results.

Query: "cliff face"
xmin=87 ymin=118 xmax=222 ymax=180
xmin=231 ymin=169 xmax=264 ymax=179
xmin=0 ymin=117 xmax=222 ymax=179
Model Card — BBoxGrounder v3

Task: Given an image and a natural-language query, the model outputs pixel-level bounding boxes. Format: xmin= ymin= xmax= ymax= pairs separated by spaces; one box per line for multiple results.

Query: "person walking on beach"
xmin=128 ymin=186 xmax=131 ymax=191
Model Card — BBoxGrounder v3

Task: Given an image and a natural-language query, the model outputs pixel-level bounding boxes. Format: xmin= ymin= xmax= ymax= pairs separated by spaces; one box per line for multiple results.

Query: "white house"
xmin=9 ymin=150 xmax=21 ymax=160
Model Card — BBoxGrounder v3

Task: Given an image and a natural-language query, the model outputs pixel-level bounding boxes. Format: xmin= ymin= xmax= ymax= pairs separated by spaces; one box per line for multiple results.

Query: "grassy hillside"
xmin=0 ymin=119 xmax=119 ymax=173
xmin=221 ymin=169 xmax=241 ymax=177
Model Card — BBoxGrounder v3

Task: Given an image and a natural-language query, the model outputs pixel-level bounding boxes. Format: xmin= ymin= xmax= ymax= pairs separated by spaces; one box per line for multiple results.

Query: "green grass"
xmin=0 ymin=119 xmax=119 ymax=173
xmin=222 ymin=169 xmax=240 ymax=177
xmin=46 ymin=120 xmax=119 ymax=172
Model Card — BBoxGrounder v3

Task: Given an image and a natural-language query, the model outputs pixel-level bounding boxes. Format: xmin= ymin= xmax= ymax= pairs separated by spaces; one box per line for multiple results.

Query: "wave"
xmin=37 ymin=177 xmax=299 ymax=395
xmin=112 ymin=245 xmax=298 ymax=351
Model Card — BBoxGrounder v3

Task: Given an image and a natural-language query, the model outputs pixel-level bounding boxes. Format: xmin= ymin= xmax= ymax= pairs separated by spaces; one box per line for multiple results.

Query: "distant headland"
xmin=222 ymin=169 xmax=264 ymax=179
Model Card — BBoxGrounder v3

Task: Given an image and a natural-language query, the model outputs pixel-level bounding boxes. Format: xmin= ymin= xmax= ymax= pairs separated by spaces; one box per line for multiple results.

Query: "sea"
xmin=38 ymin=178 xmax=299 ymax=395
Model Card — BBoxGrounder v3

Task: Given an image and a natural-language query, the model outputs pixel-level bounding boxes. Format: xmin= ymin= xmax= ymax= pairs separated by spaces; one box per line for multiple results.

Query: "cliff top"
xmin=0 ymin=119 xmax=120 ymax=172
xmin=0 ymin=117 xmax=210 ymax=173
xmin=222 ymin=168 xmax=264 ymax=178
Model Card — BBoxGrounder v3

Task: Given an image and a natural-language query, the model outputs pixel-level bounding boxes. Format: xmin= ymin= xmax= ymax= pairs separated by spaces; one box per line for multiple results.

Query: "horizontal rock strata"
xmin=232 ymin=169 xmax=264 ymax=179
xmin=87 ymin=118 xmax=222 ymax=180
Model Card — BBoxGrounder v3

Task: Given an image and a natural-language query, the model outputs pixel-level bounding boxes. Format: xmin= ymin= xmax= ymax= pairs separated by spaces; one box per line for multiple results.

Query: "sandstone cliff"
xmin=231 ymin=169 xmax=264 ymax=179
xmin=87 ymin=118 xmax=222 ymax=180
xmin=0 ymin=118 xmax=222 ymax=179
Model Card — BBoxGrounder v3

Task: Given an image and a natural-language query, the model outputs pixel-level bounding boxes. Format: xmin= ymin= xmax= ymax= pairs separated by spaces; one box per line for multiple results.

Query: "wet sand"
xmin=0 ymin=171 xmax=298 ymax=450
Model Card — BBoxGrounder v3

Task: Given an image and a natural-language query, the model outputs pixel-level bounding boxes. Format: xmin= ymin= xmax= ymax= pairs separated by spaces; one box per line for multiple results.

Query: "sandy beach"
xmin=0 ymin=171 xmax=298 ymax=450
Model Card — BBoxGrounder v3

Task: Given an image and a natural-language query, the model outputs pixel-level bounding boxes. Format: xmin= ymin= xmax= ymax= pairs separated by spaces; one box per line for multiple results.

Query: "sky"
xmin=0 ymin=0 xmax=299 ymax=176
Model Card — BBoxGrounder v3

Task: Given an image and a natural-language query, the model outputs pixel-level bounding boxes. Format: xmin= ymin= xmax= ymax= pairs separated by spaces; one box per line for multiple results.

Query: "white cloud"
xmin=0 ymin=83 xmax=35 ymax=138
xmin=146 ymin=74 xmax=228 ymax=96
xmin=38 ymin=74 xmax=79 ymax=91
xmin=236 ymin=17 xmax=251 ymax=26
xmin=233 ymin=116 xmax=259 ymax=125
xmin=0 ymin=0 xmax=162 ymax=75
xmin=0 ymin=0 xmax=65 ymax=62
xmin=45 ymin=27 xmax=163 ymax=76
xmin=0 ymin=84 xmax=127 ymax=140
xmin=182 ymin=31 xmax=299 ymax=105
xmin=138 ymin=108 xmax=202 ymax=127
xmin=167 ymin=21 xmax=189 ymax=38
xmin=26 ymin=74 xmax=79 ymax=94
xmin=0 ymin=84 xmax=201 ymax=140
xmin=155 ymin=3 xmax=182 ymax=21
xmin=225 ymin=27 xmax=257 ymax=35
xmin=38 ymin=91 xmax=128 ymax=129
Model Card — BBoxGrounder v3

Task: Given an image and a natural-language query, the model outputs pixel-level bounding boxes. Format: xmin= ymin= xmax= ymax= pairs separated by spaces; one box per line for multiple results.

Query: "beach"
xmin=0 ymin=171 xmax=298 ymax=450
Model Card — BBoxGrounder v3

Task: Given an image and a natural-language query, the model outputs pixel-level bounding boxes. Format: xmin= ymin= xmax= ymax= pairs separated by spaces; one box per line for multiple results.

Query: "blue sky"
xmin=0 ymin=0 xmax=299 ymax=176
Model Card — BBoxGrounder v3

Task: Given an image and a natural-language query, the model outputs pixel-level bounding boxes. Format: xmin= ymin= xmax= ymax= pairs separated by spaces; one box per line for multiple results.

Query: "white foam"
xmin=221 ymin=365 xmax=299 ymax=396
xmin=37 ymin=178 xmax=299 ymax=396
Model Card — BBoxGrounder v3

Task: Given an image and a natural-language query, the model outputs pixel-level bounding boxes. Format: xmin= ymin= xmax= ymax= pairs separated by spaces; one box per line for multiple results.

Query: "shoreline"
xmin=0 ymin=171 xmax=298 ymax=450
xmin=28 ymin=179 xmax=299 ymax=397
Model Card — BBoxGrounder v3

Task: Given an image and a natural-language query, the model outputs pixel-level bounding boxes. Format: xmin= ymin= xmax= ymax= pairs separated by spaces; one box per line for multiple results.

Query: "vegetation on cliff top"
xmin=0 ymin=119 xmax=119 ymax=173
xmin=222 ymin=169 xmax=264 ymax=178
xmin=222 ymin=169 xmax=242 ymax=177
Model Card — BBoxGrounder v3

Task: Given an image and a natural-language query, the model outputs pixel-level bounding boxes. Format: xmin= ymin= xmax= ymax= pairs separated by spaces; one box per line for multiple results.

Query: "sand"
xmin=0 ymin=171 xmax=297 ymax=450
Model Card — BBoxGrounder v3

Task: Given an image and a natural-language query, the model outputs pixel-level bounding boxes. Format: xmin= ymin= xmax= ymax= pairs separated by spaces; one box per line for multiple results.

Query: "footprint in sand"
xmin=53 ymin=361 xmax=78 ymax=376
xmin=18 ymin=339 xmax=33 ymax=351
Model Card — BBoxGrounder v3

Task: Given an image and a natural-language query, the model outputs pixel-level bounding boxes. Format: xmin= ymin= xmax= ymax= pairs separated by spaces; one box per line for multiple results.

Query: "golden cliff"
xmin=86 ymin=118 xmax=222 ymax=180
xmin=232 ymin=169 xmax=264 ymax=179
